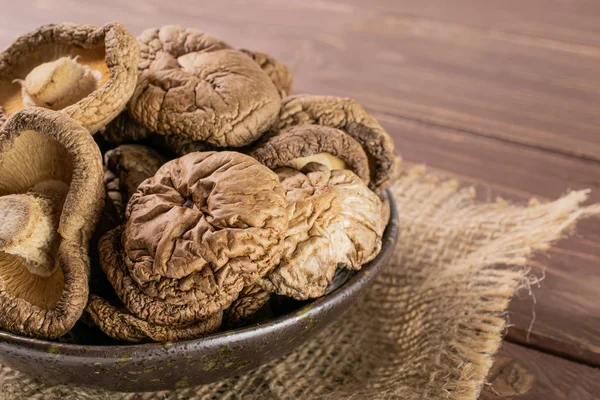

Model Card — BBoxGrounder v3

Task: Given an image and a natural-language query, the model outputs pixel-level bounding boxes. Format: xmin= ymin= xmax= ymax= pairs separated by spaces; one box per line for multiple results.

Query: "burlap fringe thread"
xmin=2 ymin=163 xmax=599 ymax=400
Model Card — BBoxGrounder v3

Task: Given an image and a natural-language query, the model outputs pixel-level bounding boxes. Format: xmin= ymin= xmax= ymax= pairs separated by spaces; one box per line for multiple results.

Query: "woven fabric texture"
xmin=2 ymin=164 xmax=598 ymax=400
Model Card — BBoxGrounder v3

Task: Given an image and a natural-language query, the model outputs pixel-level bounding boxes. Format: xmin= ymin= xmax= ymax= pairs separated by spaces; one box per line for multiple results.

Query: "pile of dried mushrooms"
xmin=0 ymin=23 xmax=394 ymax=343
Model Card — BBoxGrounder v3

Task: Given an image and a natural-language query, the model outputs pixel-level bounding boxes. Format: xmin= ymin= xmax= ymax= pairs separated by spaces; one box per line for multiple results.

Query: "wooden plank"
xmin=482 ymin=341 xmax=600 ymax=400
xmin=343 ymin=0 xmax=600 ymax=48
xmin=2 ymin=0 xmax=596 ymax=161
xmin=0 ymin=0 xmax=598 ymax=365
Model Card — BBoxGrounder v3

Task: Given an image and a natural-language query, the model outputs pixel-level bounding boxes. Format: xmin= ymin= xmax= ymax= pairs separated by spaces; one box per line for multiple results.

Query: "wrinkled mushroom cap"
xmin=128 ymin=26 xmax=281 ymax=147
xmin=276 ymin=94 xmax=395 ymax=193
xmin=101 ymin=110 xmax=216 ymax=157
xmin=240 ymin=49 xmax=292 ymax=98
xmin=249 ymin=124 xmax=371 ymax=185
xmin=100 ymin=151 xmax=288 ymax=324
xmin=226 ymin=284 xmax=271 ymax=325
xmin=104 ymin=144 xmax=167 ymax=205
xmin=0 ymin=23 xmax=139 ymax=133
xmin=87 ymin=295 xmax=222 ymax=343
xmin=258 ymin=164 xmax=387 ymax=300
xmin=102 ymin=144 xmax=166 ymax=223
xmin=0 ymin=107 xmax=104 ymax=339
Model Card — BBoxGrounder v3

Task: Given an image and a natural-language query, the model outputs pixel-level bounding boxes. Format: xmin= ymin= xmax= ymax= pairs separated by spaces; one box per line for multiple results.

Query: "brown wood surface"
xmin=481 ymin=341 xmax=600 ymax=400
xmin=0 ymin=0 xmax=598 ymax=396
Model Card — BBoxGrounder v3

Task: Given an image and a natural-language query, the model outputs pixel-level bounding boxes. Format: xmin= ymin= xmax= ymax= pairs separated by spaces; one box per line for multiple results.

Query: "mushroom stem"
xmin=16 ymin=56 xmax=101 ymax=111
xmin=285 ymin=152 xmax=348 ymax=172
xmin=0 ymin=180 xmax=68 ymax=277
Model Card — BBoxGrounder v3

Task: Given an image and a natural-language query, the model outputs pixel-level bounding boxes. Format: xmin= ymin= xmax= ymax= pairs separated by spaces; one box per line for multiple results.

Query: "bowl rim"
xmin=0 ymin=190 xmax=398 ymax=358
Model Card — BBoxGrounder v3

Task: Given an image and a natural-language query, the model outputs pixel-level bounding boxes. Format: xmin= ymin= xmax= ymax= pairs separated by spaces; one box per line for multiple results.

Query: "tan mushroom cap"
xmin=276 ymin=94 xmax=395 ymax=193
xmin=0 ymin=107 xmax=104 ymax=339
xmin=87 ymin=295 xmax=222 ymax=343
xmin=240 ymin=49 xmax=292 ymax=98
xmin=101 ymin=110 xmax=216 ymax=157
xmin=258 ymin=163 xmax=387 ymax=300
xmin=128 ymin=26 xmax=281 ymax=147
xmin=0 ymin=23 xmax=139 ymax=134
xmin=226 ymin=284 xmax=271 ymax=325
xmin=249 ymin=124 xmax=371 ymax=185
xmin=100 ymin=151 xmax=288 ymax=325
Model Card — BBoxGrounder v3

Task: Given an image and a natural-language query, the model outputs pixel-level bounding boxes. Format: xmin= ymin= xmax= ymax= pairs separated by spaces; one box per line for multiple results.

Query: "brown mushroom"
xmin=87 ymin=295 xmax=222 ymax=343
xmin=226 ymin=284 xmax=271 ymax=325
xmin=0 ymin=23 xmax=139 ymax=134
xmin=0 ymin=107 xmax=104 ymax=339
xmin=275 ymin=94 xmax=395 ymax=193
xmin=128 ymin=26 xmax=281 ymax=147
xmin=249 ymin=124 xmax=371 ymax=185
xmin=104 ymin=144 xmax=167 ymax=205
xmin=257 ymin=163 xmax=387 ymax=300
xmin=102 ymin=144 xmax=167 ymax=223
xmin=103 ymin=168 xmax=125 ymax=221
xmin=240 ymin=49 xmax=292 ymax=98
xmin=99 ymin=151 xmax=288 ymax=325
xmin=99 ymin=111 xmax=150 ymax=145
xmin=100 ymin=110 xmax=215 ymax=157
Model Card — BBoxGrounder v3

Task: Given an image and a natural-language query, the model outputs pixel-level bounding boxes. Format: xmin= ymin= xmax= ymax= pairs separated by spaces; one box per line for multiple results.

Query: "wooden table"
xmin=1 ymin=1 xmax=598 ymax=398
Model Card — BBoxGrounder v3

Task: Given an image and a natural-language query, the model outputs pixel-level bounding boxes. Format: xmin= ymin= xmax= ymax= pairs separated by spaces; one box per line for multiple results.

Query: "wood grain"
xmin=0 ymin=0 xmax=598 ymax=379
xmin=1 ymin=1 xmax=599 ymax=159
xmin=482 ymin=342 xmax=600 ymax=399
xmin=344 ymin=0 xmax=600 ymax=48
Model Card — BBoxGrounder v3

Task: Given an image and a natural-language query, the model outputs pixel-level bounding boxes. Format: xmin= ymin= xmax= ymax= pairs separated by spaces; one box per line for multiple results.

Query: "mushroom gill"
xmin=0 ymin=23 xmax=139 ymax=134
xmin=249 ymin=124 xmax=371 ymax=185
xmin=0 ymin=107 xmax=104 ymax=339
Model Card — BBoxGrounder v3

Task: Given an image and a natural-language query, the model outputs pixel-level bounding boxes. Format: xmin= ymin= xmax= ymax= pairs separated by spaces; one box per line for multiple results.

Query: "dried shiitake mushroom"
xmin=0 ymin=23 xmax=139 ymax=134
xmin=0 ymin=107 xmax=103 ymax=339
xmin=128 ymin=26 xmax=281 ymax=147
xmin=249 ymin=124 xmax=371 ymax=185
xmin=105 ymin=144 xmax=167 ymax=205
xmin=240 ymin=49 xmax=292 ymax=98
xmin=100 ymin=111 xmax=150 ymax=145
xmin=226 ymin=284 xmax=271 ymax=325
xmin=276 ymin=94 xmax=395 ymax=193
xmin=258 ymin=163 xmax=387 ymax=300
xmin=87 ymin=295 xmax=222 ymax=342
xmin=102 ymin=144 xmax=166 ymax=221
xmin=100 ymin=110 xmax=216 ymax=157
xmin=103 ymin=168 xmax=125 ymax=221
xmin=99 ymin=151 xmax=288 ymax=325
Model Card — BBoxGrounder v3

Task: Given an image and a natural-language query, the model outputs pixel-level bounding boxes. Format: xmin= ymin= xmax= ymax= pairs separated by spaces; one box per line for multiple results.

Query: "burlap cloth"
xmin=1 ymin=163 xmax=599 ymax=400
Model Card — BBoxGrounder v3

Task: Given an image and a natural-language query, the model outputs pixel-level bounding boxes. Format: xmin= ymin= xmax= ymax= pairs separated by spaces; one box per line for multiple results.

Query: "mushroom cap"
xmin=249 ymin=124 xmax=371 ymax=184
xmin=226 ymin=284 xmax=271 ymax=325
xmin=240 ymin=49 xmax=292 ymax=98
xmin=104 ymin=144 xmax=167 ymax=205
xmin=275 ymin=94 xmax=395 ymax=193
xmin=0 ymin=107 xmax=104 ymax=339
xmin=0 ymin=23 xmax=139 ymax=134
xmin=258 ymin=164 xmax=387 ymax=300
xmin=100 ymin=111 xmax=151 ymax=145
xmin=101 ymin=110 xmax=216 ymax=157
xmin=128 ymin=26 xmax=281 ymax=147
xmin=104 ymin=168 xmax=125 ymax=221
xmin=87 ymin=295 xmax=222 ymax=343
xmin=100 ymin=151 xmax=288 ymax=324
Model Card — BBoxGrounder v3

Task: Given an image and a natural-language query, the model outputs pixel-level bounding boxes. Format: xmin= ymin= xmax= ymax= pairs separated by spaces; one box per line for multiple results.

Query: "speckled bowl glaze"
xmin=0 ymin=191 xmax=398 ymax=392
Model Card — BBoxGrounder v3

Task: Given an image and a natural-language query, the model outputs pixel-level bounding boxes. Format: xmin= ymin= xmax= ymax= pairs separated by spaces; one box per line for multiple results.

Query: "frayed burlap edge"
xmin=1 ymin=161 xmax=599 ymax=400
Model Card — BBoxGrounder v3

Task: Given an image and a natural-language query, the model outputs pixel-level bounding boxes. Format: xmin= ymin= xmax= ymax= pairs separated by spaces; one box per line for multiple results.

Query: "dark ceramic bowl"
xmin=0 ymin=191 xmax=398 ymax=392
